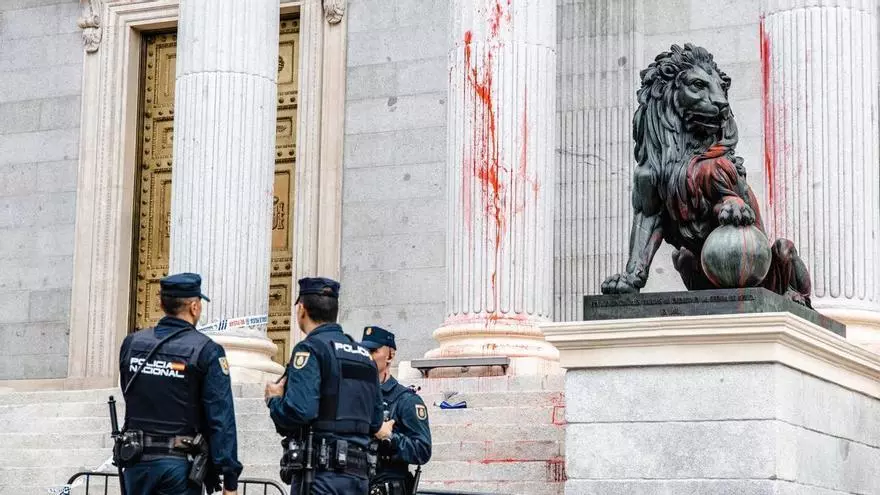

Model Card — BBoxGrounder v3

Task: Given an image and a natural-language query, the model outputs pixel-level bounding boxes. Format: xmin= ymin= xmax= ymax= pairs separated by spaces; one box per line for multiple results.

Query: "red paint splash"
xmin=760 ymin=18 xmax=776 ymax=210
xmin=464 ymin=28 xmax=503 ymax=286
xmin=461 ymin=1 xmax=539 ymax=325
xmin=489 ymin=0 xmax=505 ymax=37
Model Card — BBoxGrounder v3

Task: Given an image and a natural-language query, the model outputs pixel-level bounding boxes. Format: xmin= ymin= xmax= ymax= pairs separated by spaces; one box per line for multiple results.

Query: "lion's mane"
xmin=632 ymin=43 xmax=742 ymax=241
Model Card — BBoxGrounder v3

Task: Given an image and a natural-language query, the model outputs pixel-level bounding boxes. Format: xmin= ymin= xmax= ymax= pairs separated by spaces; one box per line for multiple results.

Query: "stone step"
xmin=420 ymin=480 xmax=564 ymax=495
xmin=0 ymin=375 xmax=565 ymax=494
xmin=2 ymin=404 xmax=563 ymax=435
xmin=431 ymin=440 xmax=563 ymax=462
xmin=0 ymin=401 xmax=125 ymax=419
xmin=0 ymin=391 xmax=563 ymax=418
xmin=234 ymin=458 xmax=563 ymax=484
xmin=0 ymin=374 xmax=564 ymax=405
xmin=419 ymin=391 xmax=564 ymax=409
xmin=0 ymin=438 xmax=563 ymax=470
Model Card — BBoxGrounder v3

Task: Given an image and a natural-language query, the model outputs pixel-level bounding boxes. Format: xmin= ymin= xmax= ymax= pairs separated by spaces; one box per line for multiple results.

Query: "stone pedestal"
xmin=427 ymin=0 xmax=559 ymax=374
xmin=169 ymin=0 xmax=284 ymax=379
xmin=761 ymin=0 xmax=880 ymax=352
xmin=543 ymin=313 xmax=880 ymax=494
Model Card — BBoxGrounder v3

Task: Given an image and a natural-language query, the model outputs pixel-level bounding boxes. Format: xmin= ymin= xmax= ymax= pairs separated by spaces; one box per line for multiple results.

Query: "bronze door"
xmin=133 ymin=19 xmax=300 ymax=365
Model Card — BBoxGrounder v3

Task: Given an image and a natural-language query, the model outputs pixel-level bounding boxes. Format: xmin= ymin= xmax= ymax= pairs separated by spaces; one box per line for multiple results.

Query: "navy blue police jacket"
xmin=268 ymin=323 xmax=383 ymax=448
xmin=375 ymin=376 xmax=432 ymax=482
xmin=119 ymin=316 xmax=243 ymax=491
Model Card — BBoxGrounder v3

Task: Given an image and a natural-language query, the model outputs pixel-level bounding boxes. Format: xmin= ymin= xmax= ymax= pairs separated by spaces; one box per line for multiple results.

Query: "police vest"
xmin=122 ymin=327 xmax=210 ymax=436
xmin=310 ymin=330 xmax=380 ymax=435
xmin=378 ymin=383 xmax=416 ymax=475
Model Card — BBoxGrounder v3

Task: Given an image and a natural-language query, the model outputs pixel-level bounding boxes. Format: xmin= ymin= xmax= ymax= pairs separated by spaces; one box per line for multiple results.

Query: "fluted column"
xmin=426 ymin=0 xmax=558 ymax=374
xmin=554 ymin=0 xmax=642 ymax=321
xmin=761 ymin=0 xmax=880 ymax=351
xmin=170 ymin=0 xmax=284 ymax=379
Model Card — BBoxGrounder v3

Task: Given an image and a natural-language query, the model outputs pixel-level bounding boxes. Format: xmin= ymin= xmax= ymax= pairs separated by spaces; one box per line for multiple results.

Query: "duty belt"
xmin=141 ymin=433 xmax=194 ymax=462
xmin=320 ymin=441 xmax=371 ymax=478
xmin=369 ymin=479 xmax=407 ymax=495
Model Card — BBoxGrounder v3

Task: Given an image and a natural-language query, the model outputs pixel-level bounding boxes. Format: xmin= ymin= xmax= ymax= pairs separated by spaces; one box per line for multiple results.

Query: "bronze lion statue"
xmin=601 ymin=43 xmax=812 ymax=305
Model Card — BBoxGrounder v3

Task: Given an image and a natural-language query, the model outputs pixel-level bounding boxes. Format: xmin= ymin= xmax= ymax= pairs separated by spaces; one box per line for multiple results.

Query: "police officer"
xmin=361 ymin=326 xmax=432 ymax=495
xmin=264 ymin=277 xmax=383 ymax=494
xmin=118 ymin=273 xmax=242 ymax=495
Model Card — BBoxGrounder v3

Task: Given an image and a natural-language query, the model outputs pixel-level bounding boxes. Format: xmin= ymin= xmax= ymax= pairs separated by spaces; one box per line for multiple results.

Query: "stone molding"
xmin=543 ymin=312 xmax=880 ymax=400
xmin=77 ymin=0 xmax=103 ymax=53
xmin=322 ymin=0 xmax=345 ymax=24
xmin=67 ymin=0 xmax=347 ymax=383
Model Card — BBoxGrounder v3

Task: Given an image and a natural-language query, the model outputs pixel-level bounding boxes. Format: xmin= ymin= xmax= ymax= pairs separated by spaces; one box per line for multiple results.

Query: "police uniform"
xmin=268 ymin=278 xmax=383 ymax=495
xmin=119 ymin=273 xmax=242 ymax=495
xmin=360 ymin=327 xmax=432 ymax=495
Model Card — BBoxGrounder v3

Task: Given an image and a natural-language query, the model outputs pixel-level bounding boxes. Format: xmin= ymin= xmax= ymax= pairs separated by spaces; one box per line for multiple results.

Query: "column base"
xmin=208 ymin=332 xmax=285 ymax=382
xmin=424 ymin=320 xmax=560 ymax=376
xmin=814 ymin=302 xmax=880 ymax=355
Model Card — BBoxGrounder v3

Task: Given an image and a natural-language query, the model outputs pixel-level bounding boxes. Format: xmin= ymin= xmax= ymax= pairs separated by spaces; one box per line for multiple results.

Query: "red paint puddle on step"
xmin=551 ymin=405 xmax=566 ymax=425
xmin=547 ymin=457 xmax=567 ymax=482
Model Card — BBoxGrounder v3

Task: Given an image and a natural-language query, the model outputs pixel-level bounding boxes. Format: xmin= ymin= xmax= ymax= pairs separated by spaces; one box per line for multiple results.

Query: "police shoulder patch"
xmin=218 ymin=357 xmax=229 ymax=375
xmin=293 ymin=351 xmax=310 ymax=369
xmin=415 ymin=404 xmax=427 ymax=421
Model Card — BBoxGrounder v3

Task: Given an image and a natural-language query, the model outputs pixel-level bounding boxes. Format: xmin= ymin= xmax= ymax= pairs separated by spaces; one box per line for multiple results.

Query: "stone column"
xmin=170 ymin=0 xmax=284 ymax=379
xmin=426 ymin=0 xmax=559 ymax=374
xmin=554 ymin=0 xmax=643 ymax=320
xmin=761 ymin=0 xmax=880 ymax=351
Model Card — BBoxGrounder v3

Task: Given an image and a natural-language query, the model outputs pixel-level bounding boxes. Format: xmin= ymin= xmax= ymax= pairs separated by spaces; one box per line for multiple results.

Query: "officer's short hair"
xmin=299 ymin=290 xmax=338 ymax=323
xmin=160 ymin=295 xmax=195 ymax=315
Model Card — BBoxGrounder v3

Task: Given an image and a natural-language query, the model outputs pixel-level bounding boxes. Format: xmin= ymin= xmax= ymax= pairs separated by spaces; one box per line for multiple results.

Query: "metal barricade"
xmin=63 ymin=472 xmax=287 ymax=495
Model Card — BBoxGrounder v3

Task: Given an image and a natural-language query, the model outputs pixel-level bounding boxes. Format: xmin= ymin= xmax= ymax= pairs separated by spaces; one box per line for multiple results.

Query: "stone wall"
xmin=340 ymin=0 xmax=448 ymax=361
xmin=0 ymin=0 xmax=82 ymax=379
xmin=565 ymin=364 xmax=880 ymax=494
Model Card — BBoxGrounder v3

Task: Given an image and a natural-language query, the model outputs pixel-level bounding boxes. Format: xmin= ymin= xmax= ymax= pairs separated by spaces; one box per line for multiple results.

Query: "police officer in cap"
xmin=264 ymin=277 xmax=383 ymax=494
xmin=119 ymin=273 xmax=242 ymax=495
xmin=361 ymin=327 xmax=432 ymax=495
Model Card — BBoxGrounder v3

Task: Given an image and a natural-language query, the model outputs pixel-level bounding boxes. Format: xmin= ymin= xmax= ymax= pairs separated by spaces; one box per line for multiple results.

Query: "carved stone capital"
xmin=322 ymin=0 xmax=346 ymax=24
xmin=77 ymin=0 xmax=102 ymax=53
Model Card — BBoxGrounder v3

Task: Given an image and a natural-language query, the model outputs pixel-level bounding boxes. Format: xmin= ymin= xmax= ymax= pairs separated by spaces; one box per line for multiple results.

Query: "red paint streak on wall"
xmin=760 ymin=18 xmax=776 ymax=210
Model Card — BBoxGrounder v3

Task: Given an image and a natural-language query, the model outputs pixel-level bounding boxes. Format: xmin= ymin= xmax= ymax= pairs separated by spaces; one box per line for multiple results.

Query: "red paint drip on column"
xmin=463 ymin=27 xmax=506 ymax=317
xmin=760 ymin=17 xmax=776 ymax=210
xmin=489 ymin=0 xmax=505 ymax=37
xmin=462 ymin=31 xmax=475 ymax=235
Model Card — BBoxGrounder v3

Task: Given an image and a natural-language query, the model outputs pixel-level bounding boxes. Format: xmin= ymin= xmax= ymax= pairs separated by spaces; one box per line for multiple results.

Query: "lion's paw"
xmin=784 ymin=289 xmax=808 ymax=306
xmin=601 ymin=273 xmax=643 ymax=295
xmin=717 ymin=199 xmax=756 ymax=227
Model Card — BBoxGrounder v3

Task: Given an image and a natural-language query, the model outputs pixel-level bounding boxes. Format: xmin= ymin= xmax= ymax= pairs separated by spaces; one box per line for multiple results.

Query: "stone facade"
xmin=340 ymin=0 xmax=449 ymax=360
xmin=0 ymin=0 xmax=83 ymax=380
xmin=0 ymin=0 xmax=877 ymax=380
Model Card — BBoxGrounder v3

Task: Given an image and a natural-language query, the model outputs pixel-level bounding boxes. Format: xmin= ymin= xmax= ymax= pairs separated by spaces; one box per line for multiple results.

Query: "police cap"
xmin=160 ymin=272 xmax=210 ymax=301
xmin=361 ymin=325 xmax=396 ymax=350
xmin=297 ymin=277 xmax=340 ymax=299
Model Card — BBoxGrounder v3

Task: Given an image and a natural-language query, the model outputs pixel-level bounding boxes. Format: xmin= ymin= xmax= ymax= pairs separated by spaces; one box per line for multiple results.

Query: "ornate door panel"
xmin=269 ymin=19 xmax=300 ymax=364
xmin=134 ymin=32 xmax=177 ymax=329
xmin=133 ymin=22 xmax=300 ymax=366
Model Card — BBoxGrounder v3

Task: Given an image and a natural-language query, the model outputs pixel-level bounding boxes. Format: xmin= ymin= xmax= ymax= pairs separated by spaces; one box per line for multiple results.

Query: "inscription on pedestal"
xmin=584 ymin=288 xmax=845 ymax=337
